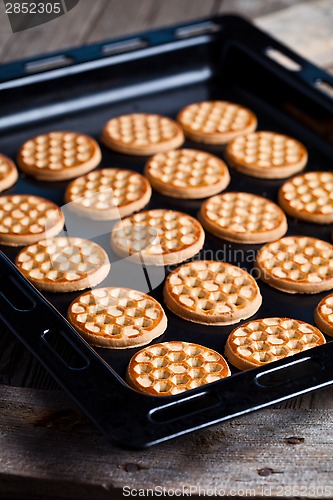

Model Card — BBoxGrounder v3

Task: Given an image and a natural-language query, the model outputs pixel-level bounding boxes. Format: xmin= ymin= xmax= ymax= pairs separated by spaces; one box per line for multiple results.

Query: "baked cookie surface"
xmin=164 ymin=260 xmax=262 ymax=325
xmin=68 ymin=287 xmax=167 ymax=349
xmin=127 ymin=341 xmax=231 ymax=396
xmin=102 ymin=114 xmax=184 ymax=155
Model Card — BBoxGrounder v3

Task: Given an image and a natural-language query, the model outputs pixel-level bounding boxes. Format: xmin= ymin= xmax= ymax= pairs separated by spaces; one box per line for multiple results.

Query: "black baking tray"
xmin=0 ymin=15 xmax=333 ymax=449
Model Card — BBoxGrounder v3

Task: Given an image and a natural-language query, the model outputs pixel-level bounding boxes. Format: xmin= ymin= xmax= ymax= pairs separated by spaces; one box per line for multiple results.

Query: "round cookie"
xmin=65 ymin=168 xmax=152 ymax=220
xmin=256 ymin=236 xmax=333 ymax=294
xmin=101 ymin=114 xmax=184 ymax=155
xmin=17 ymin=132 xmax=101 ymax=181
xmin=68 ymin=287 xmax=167 ymax=349
xmin=314 ymin=293 xmax=333 ymax=337
xmin=199 ymin=192 xmax=287 ymax=244
xmin=144 ymin=149 xmax=230 ymax=199
xmin=0 ymin=154 xmax=18 ymax=192
xmin=127 ymin=341 xmax=231 ymax=396
xmin=225 ymin=317 xmax=325 ymax=370
xmin=163 ymin=260 xmax=262 ymax=326
xmin=226 ymin=131 xmax=307 ymax=179
xmin=279 ymin=171 xmax=333 ymax=224
xmin=111 ymin=209 xmax=205 ymax=266
xmin=0 ymin=195 xmax=64 ymax=247
xmin=177 ymin=101 xmax=257 ymax=144
xmin=15 ymin=237 xmax=110 ymax=293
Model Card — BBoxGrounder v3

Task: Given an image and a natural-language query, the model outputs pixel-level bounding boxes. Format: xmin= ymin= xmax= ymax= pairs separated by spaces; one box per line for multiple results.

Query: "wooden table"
xmin=1 ymin=1 xmax=333 ymax=498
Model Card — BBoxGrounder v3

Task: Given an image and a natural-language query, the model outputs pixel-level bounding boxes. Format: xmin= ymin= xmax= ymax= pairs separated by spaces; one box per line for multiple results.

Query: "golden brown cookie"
xmin=127 ymin=341 xmax=231 ymax=396
xmin=0 ymin=195 xmax=64 ymax=247
xmin=68 ymin=287 xmax=167 ymax=349
xmin=0 ymin=154 xmax=18 ymax=192
xmin=144 ymin=149 xmax=230 ymax=199
xmin=199 ymin=192 xmax=287 ymax=244
xmin=279 ymin=171 xmax=333 ymax=224
xmin=65 ymin=168 xmax=152 ymax=220
xmin=111 ymin=209 xmax=205 ymax=266
xmin=164 ymin=260 xmax=262 ymax=326
xmin=256 ymin=236 xmax=333 ymax=294
xmin=101 ymin=114 xmax=184 ymax=155
xmin=225 ymin=317 xmax=325 ymax=370
xmin=15 ymin=237 xmax=110 ymax=293
xmin=314 ymin=293 xmax=333 ymax=337
xmin=17 ymin=132 xmax=101 ymax=181
xmin=177 ymin=101 xmax=257 ymax=144
xmin=226 ymin=131 xmax=307 ymax=179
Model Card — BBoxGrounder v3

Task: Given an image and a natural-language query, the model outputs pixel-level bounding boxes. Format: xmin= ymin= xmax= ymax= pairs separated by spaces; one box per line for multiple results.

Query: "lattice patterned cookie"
xmin=17 ymin=132 xmax=101 ymax=181
xmin=0 ymin=195 xmax=64 ymax=246
xmin=127 ymin=341 xmax=231 ymax=396
xmin=279 ymin=171 xmax=333 ymax=224
xmin=225 ymin=317 xmax=325 ymax=370
xmin=314 ymin=293 xmax=333 ymax=337
xmin=101 ymin=114 xmax=184 ymax=155
xmin=111 ymin=209 xmax=205 ymax=266
xmin=65 ymin=168 xmax=152 ymax=220
xmin=164 ymin=260 xmax=262 ymax=326
xmin=226 ymin=131 xmax=307 ymax=179
xmin=15 ymin=237 xmax=110 ymax=293
xmin=256 ymin=236 xmax=333 ymax=294
xmin=0 ymin=154 xmax=18 ymax=192
xmin=144 ymin=149 xmax=230 ymax=199
xmin=68 ymin=287 xmax=167 ymax=349
xmin=199 ymin=192 xmax=287 ymax=244
xmin=177 ymin=101 xmax=257 ymax=144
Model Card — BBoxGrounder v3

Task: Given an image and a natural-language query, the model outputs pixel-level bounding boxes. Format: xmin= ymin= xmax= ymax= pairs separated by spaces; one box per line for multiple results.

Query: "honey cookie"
xmin=127 ymin=341 xmax=231 ymax=396
xmin=226 ymin=131 xmax=307 ymax=179
xmin=0 ymin=154 xmax=18 ymax=192
xmin=17 ymin=132 xmax=101 ymax=181
xmin=314 ymin=293 xmax=333 ymax=337
xmin=279 ymin=171 xmax=333 ymax=224
xmin=102 ymin=114 xmax=184 ymax=155
xmin=164 ymin=260 xmax=262 ymax=326
xmin=177 ymin=101 xmax=257 ymax=144
xmin=15 ymin=237 xmax=110 ymax=293
xmin=68 ymin=287 xmax=167 ymax=349
xmin=199 ymin=192 xmax=287 ymax=244
xmin=225 ymin=317 xmax=325 ymax=370
xmin=144 ymin=149 xmax=230 ymax=199
xmin=65 ymin=168 xmax=152 ymax=220
xmin=256 ymin=236 xmax=333 ymax=294
xmin=111 ymin=209 xmax=205 ymax=266
xmin=0 ymin=195 xmax=64 ymax=246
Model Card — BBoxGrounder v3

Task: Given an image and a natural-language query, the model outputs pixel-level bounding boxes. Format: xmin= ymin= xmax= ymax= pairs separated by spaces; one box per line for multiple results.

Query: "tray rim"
xmin=0 ymin=14 xmax=333 ymax=449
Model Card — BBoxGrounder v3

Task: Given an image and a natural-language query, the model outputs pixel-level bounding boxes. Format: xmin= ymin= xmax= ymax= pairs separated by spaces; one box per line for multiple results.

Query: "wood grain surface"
xmin=256 ymin=0 xmax=333 ymax=71
xmin=1 ymin=384 xmax=333 ymax=500
xmin=1 ymin=0 xmax=333 ymax=498
xmin=0 ymin=0 xmax=328 ymax=63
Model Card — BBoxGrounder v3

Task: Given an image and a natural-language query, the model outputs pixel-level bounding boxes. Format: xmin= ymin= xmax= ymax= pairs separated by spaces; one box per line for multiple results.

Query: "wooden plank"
xmin=215 ymin=0 xmax=313 ymax=19
xmin=0 ymin=0 xmax=333 ymax=72
xmin=1 ymin=385 xmax=333 ymax=499
xmin=0 ymin=0 xmax=109 ymax=63
xmin=256 ymin=0 xmax=333 ymax=69
xmin=85 ymin=0 xmax=217 ymax=44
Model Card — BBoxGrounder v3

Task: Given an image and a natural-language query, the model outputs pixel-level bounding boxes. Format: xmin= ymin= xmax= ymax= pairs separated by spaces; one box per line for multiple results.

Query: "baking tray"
xmin=0 ymin=14 xmax=333 ymax=449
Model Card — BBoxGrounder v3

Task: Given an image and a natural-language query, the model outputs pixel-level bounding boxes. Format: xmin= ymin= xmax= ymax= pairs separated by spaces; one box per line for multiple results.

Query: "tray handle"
xmin=0 ymin=250 xmax=131 ymax=392
xmin=146 ymin=346 xmax=333 ymax=444
xmin=219 ymin=14 xmax=333 ymax=106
